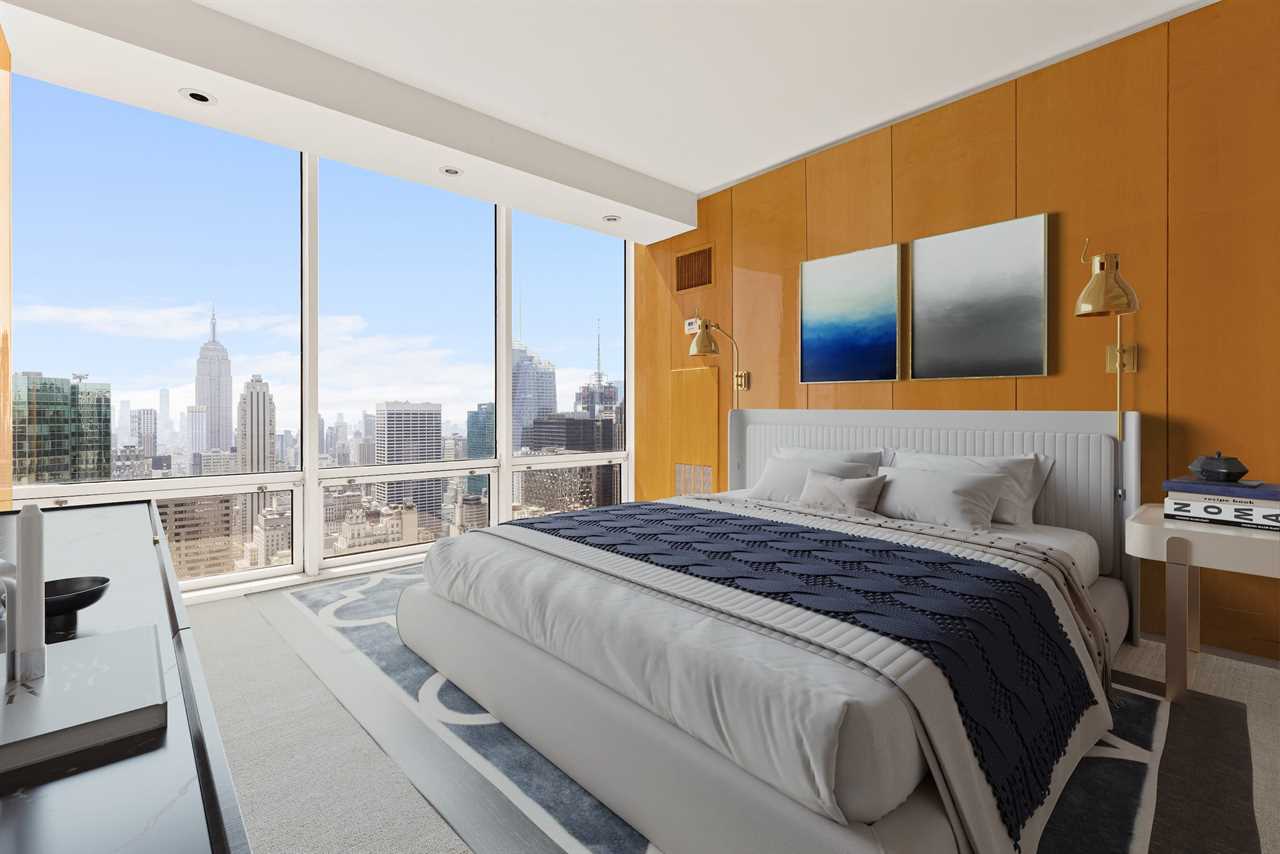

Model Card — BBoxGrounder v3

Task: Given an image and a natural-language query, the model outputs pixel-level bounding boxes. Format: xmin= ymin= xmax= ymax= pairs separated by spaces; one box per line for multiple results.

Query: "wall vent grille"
xmin=675 ymin=247 xmax=713 ymax=291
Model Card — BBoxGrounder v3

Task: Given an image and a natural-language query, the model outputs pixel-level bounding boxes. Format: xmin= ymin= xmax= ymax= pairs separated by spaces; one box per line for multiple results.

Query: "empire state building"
xmin=195 ymin=309 xmax=234 ymax=452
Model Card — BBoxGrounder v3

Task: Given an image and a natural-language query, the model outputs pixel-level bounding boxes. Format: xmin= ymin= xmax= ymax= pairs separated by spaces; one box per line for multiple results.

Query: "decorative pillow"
xmin=888 ymin=451 xmax=1051 ymax=525
xmin=874 ymin=466 xmax=1009 ymax=531
xmin=748 ymin=456 xmax=876 ymax=503
xmin=776 ymin=447 xmax=883 ymax=468
xmin=798 ymin=471 xmax=886 ymax=516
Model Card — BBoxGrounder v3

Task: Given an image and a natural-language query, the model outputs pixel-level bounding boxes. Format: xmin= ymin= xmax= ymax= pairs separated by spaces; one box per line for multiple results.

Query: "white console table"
xmin=1125 ymin=504 xmax=1280 ymax=701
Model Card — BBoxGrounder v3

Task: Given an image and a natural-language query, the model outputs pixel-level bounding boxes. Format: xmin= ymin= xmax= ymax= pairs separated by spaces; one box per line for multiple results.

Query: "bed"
xmin=399 ymin=409 xmax=1142 ymax=854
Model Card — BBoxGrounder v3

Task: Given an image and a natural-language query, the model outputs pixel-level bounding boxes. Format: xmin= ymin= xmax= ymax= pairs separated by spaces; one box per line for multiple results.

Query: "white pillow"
xmin=798 ymin=471 xmax=886 ymax=516
xmin=776 ymin=446 xmax=883 ymax=468
xmin=748 ymin=456 xmax=876 ymax=503
xmin=875 ymin=466 xmax=1008 ymax=531
xmin=888 ymin=451 xmax=1051 ymax=525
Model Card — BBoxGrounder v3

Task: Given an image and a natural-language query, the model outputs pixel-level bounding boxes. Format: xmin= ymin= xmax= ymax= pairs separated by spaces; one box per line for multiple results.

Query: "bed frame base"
xmin=397 ymin=583 xmax=958 ymax=854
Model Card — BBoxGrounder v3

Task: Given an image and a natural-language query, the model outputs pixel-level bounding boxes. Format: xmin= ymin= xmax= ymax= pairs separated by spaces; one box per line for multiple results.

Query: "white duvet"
xmin=418 ymin=494 xmax=1113 ymax=854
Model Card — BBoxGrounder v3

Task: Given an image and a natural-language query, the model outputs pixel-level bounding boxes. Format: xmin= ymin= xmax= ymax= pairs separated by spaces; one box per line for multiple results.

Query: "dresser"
xmin=0 ymin=501 xmax=250 ymax=854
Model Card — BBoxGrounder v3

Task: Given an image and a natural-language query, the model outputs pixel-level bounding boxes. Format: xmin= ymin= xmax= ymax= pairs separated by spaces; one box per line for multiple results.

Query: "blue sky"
xmin=12 ymin=75 xmax=624 ymax=435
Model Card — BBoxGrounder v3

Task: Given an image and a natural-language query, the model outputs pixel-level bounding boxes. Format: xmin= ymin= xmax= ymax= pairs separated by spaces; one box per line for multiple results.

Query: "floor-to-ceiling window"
xmin=509 ymin=211 xmax=626 ymax=519
xmin=11 ymin=76 xmax=630 ymax=587
xmin=12 ymin=76 xmax=302 ymax=581
xmin=316 ymin=159 xmax=497 ymax=562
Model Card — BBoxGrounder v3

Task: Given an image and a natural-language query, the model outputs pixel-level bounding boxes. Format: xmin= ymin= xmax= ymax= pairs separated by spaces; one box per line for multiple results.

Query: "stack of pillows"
xmin=746 ymin=446 xmax=1053 ymax=532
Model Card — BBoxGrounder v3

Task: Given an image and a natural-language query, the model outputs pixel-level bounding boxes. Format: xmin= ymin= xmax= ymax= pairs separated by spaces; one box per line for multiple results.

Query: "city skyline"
xmin=12 ymin=311 xmax=624 ymax=484
xmin=13 ymin=74 xmax=625 ymax=440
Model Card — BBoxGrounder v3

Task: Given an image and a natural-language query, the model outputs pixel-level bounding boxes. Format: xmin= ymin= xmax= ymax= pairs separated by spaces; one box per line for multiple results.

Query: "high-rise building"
xmin=115 ymin=398 xmax=132 ymax=449
xmin=236 ymin=375 xmax=276 ymax=475
xmin=130 ymin=408 xmax=158 ymax=457
xmin=192 ymin=449 xmax=237 ymax=476
xmin=334 ymin=413 xmax=349 ymax=457
xmin=573 ymin=325 xmax=622 ymax=422
xmin=525 ymin=412 xmax=616 ymax=454
xmin=112 ymin=445 xmax=151 ymax=480
xmin=158 ymin=494 xmax=235 ymax=580
xmin=195 ymin=309 xmax=234 ymax=451
xmin=157 ymin=387 xmax=173 ymax=443
xmin=186 ymin=404 xmax=209 ymax=462
xmin=374 ymin=401 xmax=443 ymax=533
xmin=236 ymin=374 xmax=277 ymax=536
xmin=458 ymin=493 xmax=489 ymax=530
xmin=517 ymin=465 xmax=618 ymax=515
xmin=511 ymin=343 xmax=556 ymax=451
xmin=465 ymin=402 xmax=496 ymax=495
xmin=251 ymin=506 xmax=292 ymax=568
xmin=12 ymin=372 xmax=112 ymax=484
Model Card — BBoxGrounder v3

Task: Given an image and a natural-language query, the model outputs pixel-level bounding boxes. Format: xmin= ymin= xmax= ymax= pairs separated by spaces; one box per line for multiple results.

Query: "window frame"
xmin=12 ymin=152 xmax=634 ymax=590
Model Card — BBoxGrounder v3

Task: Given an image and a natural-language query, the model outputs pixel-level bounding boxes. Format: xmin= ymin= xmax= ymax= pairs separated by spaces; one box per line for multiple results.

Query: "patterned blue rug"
xmin=287 ymin=570 xmax=1258 ymax=854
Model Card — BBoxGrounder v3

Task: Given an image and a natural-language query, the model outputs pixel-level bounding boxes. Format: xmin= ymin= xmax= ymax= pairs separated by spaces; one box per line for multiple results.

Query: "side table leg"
xmin=1165 ymin=537 xmax=1192 ymax=702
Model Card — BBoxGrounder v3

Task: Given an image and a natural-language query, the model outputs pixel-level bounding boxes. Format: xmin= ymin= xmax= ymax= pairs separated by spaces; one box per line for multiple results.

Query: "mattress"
xmin=991 ymin=522 xmax=1101 ymax=588
xmin=1089 ymin=575 xmax=1129 ymax=658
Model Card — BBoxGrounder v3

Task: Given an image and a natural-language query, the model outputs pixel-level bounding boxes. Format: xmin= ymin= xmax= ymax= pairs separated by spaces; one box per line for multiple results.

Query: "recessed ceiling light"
xmin=602 ymin=214 xmax=622 ymax=223
xmin=439 ymin=166 xmax=463 ymax=176
xmin=179 ymin=88 xmax=217 ymax=105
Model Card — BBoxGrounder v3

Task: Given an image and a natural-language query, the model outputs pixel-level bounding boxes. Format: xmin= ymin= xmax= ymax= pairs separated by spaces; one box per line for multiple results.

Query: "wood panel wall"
xmin=634 ymin=0 xmax=1280 ymax=658
xmin=1166 ymin=0 xmax=1280 ymax=657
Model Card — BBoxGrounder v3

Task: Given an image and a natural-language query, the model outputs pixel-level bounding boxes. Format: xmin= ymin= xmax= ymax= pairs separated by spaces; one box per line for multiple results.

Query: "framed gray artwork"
xmin=909 ymin=213 xmax=1047 ymax=380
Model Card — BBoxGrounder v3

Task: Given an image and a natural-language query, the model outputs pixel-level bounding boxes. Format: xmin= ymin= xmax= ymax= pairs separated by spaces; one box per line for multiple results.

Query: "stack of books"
xmin=1163 ymin=477 xmax=1280 ymax=531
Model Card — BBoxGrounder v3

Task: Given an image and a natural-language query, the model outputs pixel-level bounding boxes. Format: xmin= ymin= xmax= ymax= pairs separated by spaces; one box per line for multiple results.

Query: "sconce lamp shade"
xmin=1075 ymin=253 xmax=1140 ymax=317
xmin=688 ymin=320 xmax=720 ymax=356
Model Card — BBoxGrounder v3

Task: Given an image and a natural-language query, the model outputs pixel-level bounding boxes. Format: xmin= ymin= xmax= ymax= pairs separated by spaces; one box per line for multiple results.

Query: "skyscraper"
xmin=157 ymin=387 xmax=173 ymax=443
xmin=116 ymin=398 xmax=132 ymax=448
xmin=195 ymin=308 xmax=234 ymax=451
xmin=374 ymin=401 xmax=443 ymax=535
xmin=526 ymin=412 xmax=615 ymax=453
xmin=236 ymin=374 xmax=277 ymax=475
xmin=465 ymin=402 xmax=496 ymax=495
xmin=186 ymin=405 xmax=209 ymax=458
xmin=236 ymin=374 xmax=277 ymax=537
xmin=130 ymin=408 xmax=158 ymax=457
xmin=158 ymin=494 xmax=235 ymax=579
xmin=511 ymin=343 xmax=557 ymax=451
xmin=12 ymin=372 xmax=111 ymax=484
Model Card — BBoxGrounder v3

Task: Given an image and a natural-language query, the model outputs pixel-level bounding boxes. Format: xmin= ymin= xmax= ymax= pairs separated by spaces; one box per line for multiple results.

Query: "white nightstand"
xmin=1125 ymin=504 xmax=1280 ymax=701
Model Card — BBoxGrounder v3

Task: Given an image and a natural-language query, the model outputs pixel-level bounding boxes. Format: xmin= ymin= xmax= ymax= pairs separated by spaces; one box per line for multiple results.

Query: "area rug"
xmin=286 ymin=569 xmax=1260 ymax=854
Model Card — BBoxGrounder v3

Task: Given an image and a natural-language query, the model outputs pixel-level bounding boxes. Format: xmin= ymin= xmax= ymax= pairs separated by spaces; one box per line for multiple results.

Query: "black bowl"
xmin=45 ymin=576 xmax=110 ymax=642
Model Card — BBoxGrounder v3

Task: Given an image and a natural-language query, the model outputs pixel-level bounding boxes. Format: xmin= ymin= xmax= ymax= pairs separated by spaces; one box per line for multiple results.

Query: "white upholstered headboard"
xmin=728 ymin=409 xmax=1141 ymax=641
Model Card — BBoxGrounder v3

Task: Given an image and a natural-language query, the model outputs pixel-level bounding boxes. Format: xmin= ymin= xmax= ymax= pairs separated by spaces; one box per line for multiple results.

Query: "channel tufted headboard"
xmin=727 ymin=409 xmax=1141 ymax=641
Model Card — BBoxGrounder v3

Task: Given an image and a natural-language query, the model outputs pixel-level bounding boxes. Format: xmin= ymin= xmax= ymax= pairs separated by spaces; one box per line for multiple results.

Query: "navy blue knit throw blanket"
xmin=508 ymin=502 xmax=1096 ymax=847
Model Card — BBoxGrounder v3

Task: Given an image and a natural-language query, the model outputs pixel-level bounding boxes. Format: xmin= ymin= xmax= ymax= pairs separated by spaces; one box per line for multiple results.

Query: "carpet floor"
xmin=190 ymin=596 xmax=471 ymax=854
xmin=190 ymin=573 xmax=1279 ymax=854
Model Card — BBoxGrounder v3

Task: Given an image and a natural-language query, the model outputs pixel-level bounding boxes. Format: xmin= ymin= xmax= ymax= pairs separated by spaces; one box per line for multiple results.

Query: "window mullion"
xmin=495 ymin=205 xmax=514 ymax=524
xmin=301 ymin=153 xmax=322 ymax=575
xmin=624 ymin=239 xmax=635 ymax=502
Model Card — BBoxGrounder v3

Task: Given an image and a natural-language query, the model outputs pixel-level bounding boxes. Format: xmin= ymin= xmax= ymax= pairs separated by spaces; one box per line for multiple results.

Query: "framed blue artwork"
xmin=799 ymin=244 xmax=900 ymax=383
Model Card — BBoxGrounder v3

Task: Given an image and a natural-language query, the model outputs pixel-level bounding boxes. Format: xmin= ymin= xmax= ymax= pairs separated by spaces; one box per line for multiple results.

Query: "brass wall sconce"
xmin=687 ymin=314 xmax=750 ymax=409
xmin=1074 ymin=239 xmax=1140 ymax=440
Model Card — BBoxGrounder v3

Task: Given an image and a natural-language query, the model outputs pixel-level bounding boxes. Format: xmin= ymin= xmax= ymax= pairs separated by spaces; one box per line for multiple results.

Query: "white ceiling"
xmin=2 ymin=0 xmax=1212 ymax=242
xmin=193 ymin=0 xmax=1209 ymax=194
